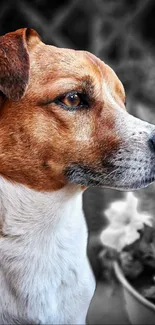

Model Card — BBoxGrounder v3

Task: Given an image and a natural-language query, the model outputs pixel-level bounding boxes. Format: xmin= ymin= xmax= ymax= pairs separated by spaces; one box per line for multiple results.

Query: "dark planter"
xmin=114 ymin=261 xmax=155 ymax=324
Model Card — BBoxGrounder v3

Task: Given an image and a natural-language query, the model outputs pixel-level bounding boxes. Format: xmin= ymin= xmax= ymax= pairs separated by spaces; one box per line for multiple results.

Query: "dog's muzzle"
xmin=104 ymin=109 xmax=155 ymax=190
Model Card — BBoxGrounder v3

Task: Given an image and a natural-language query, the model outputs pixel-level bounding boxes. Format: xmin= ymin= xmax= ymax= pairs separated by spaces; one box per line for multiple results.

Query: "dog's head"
xmin=0 ymin=28 xmax=154 ymax=191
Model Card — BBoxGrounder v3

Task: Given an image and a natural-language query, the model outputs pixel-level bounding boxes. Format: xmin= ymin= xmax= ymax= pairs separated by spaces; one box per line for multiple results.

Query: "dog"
xmin=0 ymin=28 xmax=155 ymax=324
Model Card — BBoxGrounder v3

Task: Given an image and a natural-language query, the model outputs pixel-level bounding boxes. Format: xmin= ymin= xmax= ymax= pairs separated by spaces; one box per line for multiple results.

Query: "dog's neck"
xmin=0 ymin=177 xmax=84 ymax=238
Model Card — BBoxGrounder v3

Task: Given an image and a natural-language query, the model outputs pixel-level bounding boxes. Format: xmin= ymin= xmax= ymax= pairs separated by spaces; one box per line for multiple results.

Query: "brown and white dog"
xmin=0 ymin=28 xmax=155 ymax=324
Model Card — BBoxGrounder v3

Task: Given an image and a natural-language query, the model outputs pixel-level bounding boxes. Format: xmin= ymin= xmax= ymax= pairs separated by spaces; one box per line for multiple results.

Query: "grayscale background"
xmin=1 ymin=0 xmax=155 ymax=323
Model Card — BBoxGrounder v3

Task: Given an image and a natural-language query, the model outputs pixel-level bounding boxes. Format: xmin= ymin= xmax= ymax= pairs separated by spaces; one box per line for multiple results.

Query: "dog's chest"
xmin=0 ymin=204 xmax=95 ymax=324
xmin=37 ymin=240 xmax=95 ymax=324
xmin=27 ymin=224 xmax=95 ymax=324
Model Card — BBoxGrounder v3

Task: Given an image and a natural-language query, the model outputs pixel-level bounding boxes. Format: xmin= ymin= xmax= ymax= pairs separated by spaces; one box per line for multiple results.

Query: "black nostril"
xmin=148 ymin=135 xmax=155 ymax=152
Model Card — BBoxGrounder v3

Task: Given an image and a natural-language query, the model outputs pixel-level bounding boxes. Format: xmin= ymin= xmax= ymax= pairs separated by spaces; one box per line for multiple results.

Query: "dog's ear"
xmin=0 ymin=28 xmax=40 ymax=101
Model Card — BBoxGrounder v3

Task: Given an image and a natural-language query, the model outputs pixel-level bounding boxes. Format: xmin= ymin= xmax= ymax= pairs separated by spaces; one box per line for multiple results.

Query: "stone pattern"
xmin=0 ymin=0 xmax=155 ymax=232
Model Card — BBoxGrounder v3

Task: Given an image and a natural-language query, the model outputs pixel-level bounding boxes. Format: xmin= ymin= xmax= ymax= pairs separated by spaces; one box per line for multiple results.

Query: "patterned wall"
xmin=1 ymin=0 xmax=155 ymax=110
xmin=1 ymin=0 xmax=155 ymax=233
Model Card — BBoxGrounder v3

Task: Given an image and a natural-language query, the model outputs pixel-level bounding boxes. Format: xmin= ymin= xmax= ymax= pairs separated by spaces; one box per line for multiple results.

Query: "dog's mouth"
xmin=64 ymin=156 xmax=155 ymax=191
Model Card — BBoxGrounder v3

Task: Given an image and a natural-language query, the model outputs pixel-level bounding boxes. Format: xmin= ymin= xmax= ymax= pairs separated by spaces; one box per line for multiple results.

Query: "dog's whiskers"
xmin=104 ymin=166 xmax=122 ymax=180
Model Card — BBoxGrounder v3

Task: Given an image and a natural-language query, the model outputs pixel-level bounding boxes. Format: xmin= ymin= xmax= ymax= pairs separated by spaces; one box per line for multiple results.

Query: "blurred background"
xmin=1 ymin=0 xmax=155 ymax=323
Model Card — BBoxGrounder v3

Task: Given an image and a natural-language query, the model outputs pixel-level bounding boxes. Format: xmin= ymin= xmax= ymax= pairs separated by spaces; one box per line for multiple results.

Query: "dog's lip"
xmin=102 ymin=177 xmax=155 ymax=191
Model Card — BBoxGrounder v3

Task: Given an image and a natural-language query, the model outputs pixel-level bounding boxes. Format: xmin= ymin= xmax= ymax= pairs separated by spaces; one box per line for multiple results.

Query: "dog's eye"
xmin=55 ymin=92 xmax=88 ymax=110
xmin=61 ymin=93 xmax=81 ymax=107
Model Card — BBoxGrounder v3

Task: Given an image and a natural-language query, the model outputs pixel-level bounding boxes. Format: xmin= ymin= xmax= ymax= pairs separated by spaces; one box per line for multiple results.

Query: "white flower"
xmin=100 ymin=192 xmax=152 ymax=252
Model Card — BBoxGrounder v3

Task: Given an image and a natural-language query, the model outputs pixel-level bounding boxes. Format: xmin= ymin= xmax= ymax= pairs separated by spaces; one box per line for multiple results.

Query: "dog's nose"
xmin=148 ymin=135 xmax=155 ymax=152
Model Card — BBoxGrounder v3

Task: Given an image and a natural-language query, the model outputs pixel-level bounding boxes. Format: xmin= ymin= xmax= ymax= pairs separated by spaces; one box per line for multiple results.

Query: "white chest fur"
xmin=0 ymin=179 xmax=95 ymax=324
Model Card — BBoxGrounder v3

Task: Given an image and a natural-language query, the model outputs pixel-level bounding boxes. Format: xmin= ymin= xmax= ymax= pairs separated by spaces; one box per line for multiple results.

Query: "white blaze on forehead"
xmin=103 ymin=81 xmax=122 ymax=111
xmin=102 ymin=81 xmax=154 ymax=137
